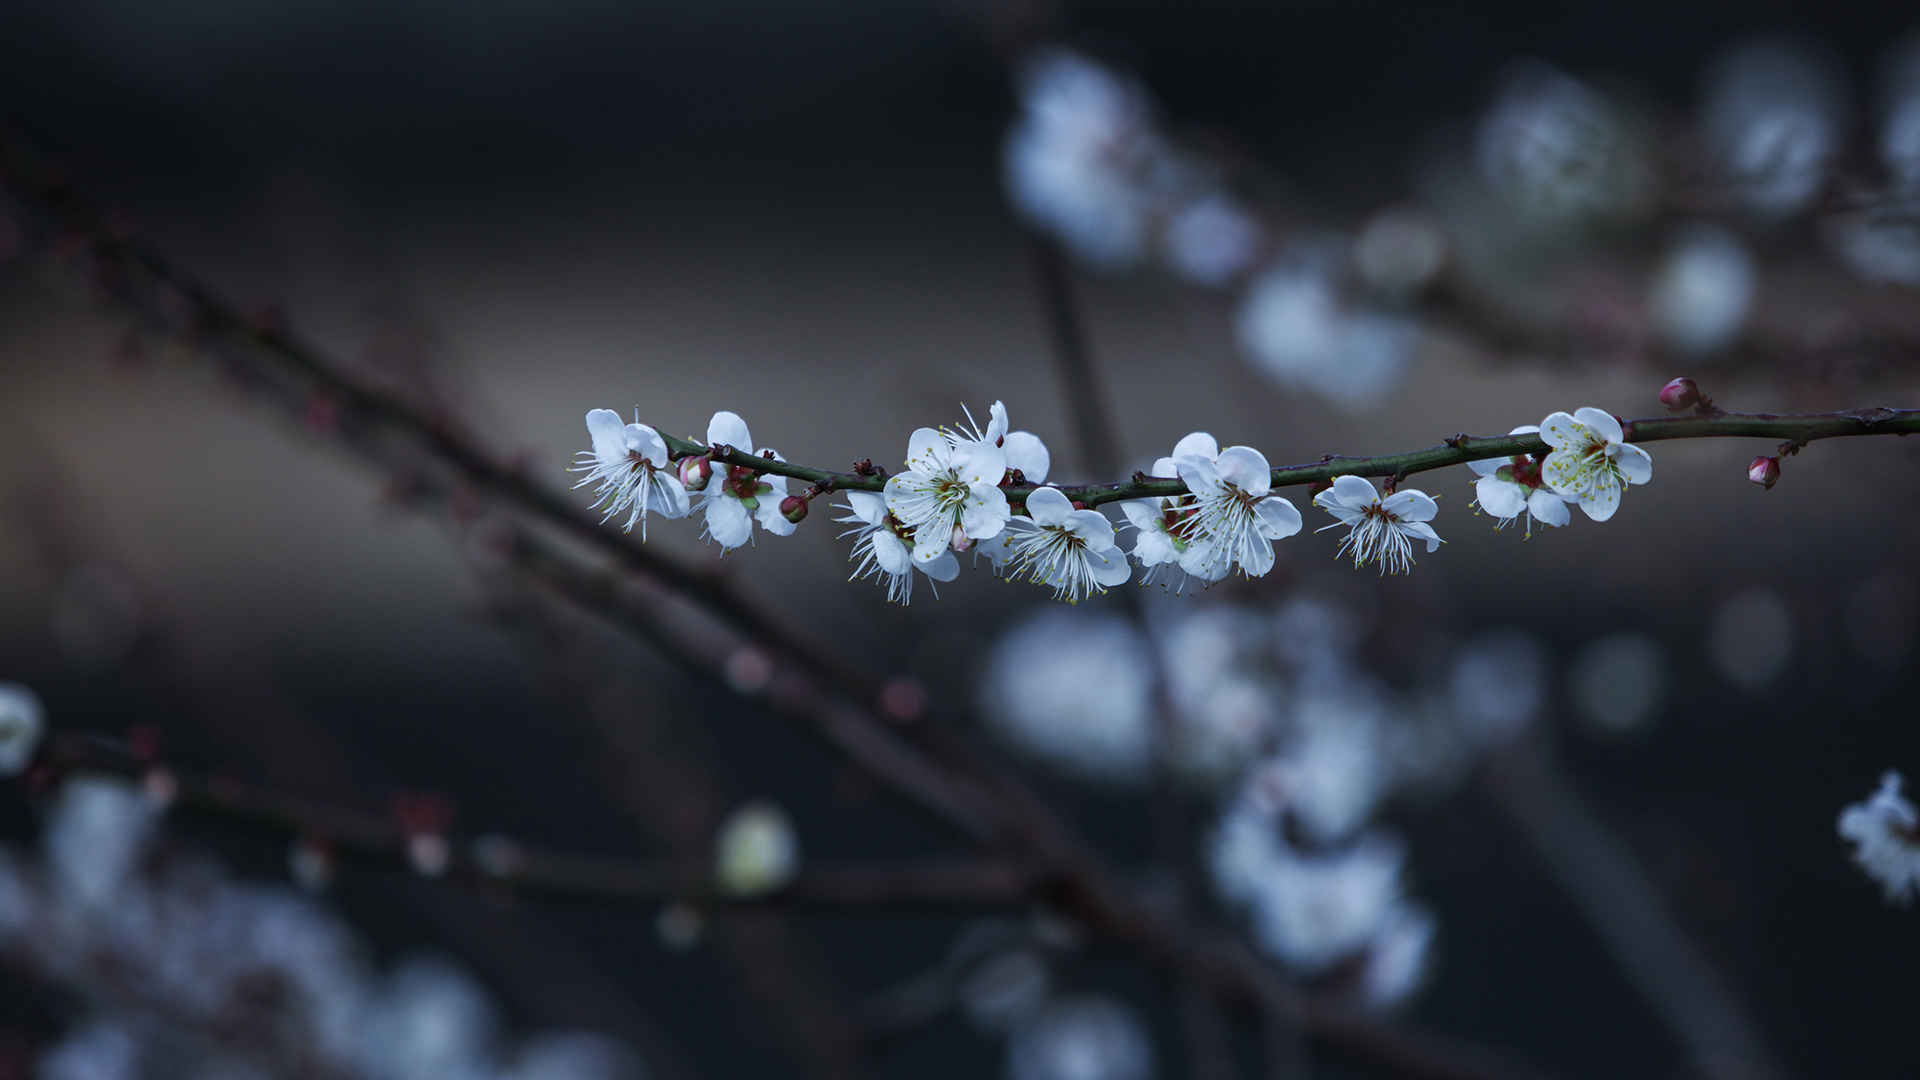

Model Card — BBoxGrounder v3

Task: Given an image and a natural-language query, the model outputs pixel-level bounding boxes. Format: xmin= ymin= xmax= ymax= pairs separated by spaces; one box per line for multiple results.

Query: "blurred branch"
xmin=32 ymin=732 xmax=1037 ymax=914
xmin=1484 ymin=742 xmax=1785 ymax=1080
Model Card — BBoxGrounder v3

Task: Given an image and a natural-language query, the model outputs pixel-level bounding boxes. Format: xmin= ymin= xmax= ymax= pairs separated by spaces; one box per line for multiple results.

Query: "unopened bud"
xmin=738 ymin=494 xmax=759 ymax=512
xmin=678 ymin=455 xmax=712 ymax=491
xmin=950 ymin=531 xmax=973 ymax=554
xmin=779 ymin=495 xmax=808 ymax=523
xmin=1748 ymin=455 xmax=1780 ymax=490
xmin=1659 ymin=377 xmax=1700 ymax=411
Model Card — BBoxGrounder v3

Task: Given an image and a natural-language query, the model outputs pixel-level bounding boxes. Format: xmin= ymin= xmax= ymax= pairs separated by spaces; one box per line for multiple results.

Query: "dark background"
xmin=1 ymin=2 xmax=1917 ymax=1077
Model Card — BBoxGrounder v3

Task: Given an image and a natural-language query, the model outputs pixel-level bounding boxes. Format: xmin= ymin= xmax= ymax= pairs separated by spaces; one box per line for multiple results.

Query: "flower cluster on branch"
xmin=568 ymin=389 xmax=1919 ymax=603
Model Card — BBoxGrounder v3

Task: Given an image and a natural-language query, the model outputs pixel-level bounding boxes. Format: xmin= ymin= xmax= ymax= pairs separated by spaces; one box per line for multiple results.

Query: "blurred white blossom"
xmin=0 ymin=681 xmax=45 ymax=776
xmin=1354 ymin=208 xmax=1447 ymax=298
xmin=1447 ymin=629 xmax=1549 ymax=746
xmin=1649 ymin=226 xmax=1756 ymax=353
xmin=39 ymin=1021 xmax=141 ymax=1080
xmin=46 ymin=776 xmax=156 ymax=910
xmin=1236 ymin=259 xmax=1413 ymax=411
xmin=1702 ymin=39 xmax=1845 ymax=218
xmin=1007 ymin=995 xmax=1154 ymax=1080
xmin=1477 ymin=62 xmax=1652 ymax=227
xmin=1838 ymin=772 xmax=1920 ymax=903
xmin=982 ymin=610 xmax=1151 ymax=785
xmin=715 ymin=800 xmax=800 ymax=896
xmin=1360 ymin=903 xmax=1436 ymax=1009
xmin=362 ymin=957 xmax=500 ymax=1080
xmin=1165 ymin=195 xmax=1263 ymax=286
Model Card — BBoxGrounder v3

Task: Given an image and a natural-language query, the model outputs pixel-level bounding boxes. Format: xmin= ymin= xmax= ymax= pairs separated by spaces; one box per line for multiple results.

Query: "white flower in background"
xmin=1354 ymin=208 xmax=1447 ymax=298
xmin=1313 ymin=476 xmax=1442 ymax=575
xmin=697 ymin=411 xmax=796 ymax=550
xmin=362 ymin=957 xmax=499 ymax=1080
xmin=1570 ymin=632 xmax=1669 ymax=734
xmin=1838 ymin=772 xmax=1920 ymax=903
xmin=1361 ymin=904 xmax=1436 ymax=1009
xmin=1169 ymin=435 xmax=1302 ymax=582
xmin=982 ymin=610 xmax=1151 ymax=786
xmin=837 ymin=490 xmax=957 ymax=605
xmin=1882 ymin=37 xmax=1920 ymax=186
xmin=1007 ymin=995 xmax=1154 ymax=1080
xmin=885 ymin=414 xmax=1010 ymax=564
xmin=1004 ymin=50 xmax=1159 ymax=269
xmin=1649 ymin=226 xmax=1756 ymax=353
xmin=959 ymin=948 xmax=1051 ymax=1033
xmin=1476 ymin=61 xmax=1651 ymax=226
xmin=1166 ymin=194 xmax=1264 ymax=287
xmin=47 ymin=777 xmax=156 ymax=910
xmin=715 ymin=801 xmax=799 ymax=897
xmin=1538 ymin=408 xmax=1652 ymax=521
xmin=1236 ymin=260 xmax=1412 ymax=412
xmin=1467 ymin=426 xmax=1573 ymax=536
xmin=1829 ymin=214 xmax=1920 ymax=286
xmin=1001 ymin=488 xmax=1132 ymax=602
xmin=0 ymin=682 xmax=45 ymax=776
xmin=1211 ymin=802 xmax=1408 ymax=973
xmin=1703 ymin=39 xmax=1844 ymax=219
xmin=1118 ymin=433 xmax=1214 ymax=589
xmin=39 ymin=1022 xmax=140 ymax=1080
xmin=572 ymin=409 xmax=689 ymax=538
xmin=504 ymin=1033 xmax=648 ymax=1080
xmin=1253 ymin=690 xmax=1390 ymax=843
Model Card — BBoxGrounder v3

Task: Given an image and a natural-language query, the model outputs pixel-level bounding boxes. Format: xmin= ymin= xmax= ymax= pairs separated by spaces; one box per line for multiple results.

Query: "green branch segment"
xmin=664 ymin=408 xmax=1920 ymax=509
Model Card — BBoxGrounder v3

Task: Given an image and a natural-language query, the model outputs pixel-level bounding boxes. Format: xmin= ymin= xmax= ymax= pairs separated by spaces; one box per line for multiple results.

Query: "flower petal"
xmin=1002 ymin=431 xmax=1051 ymax=483
xmin=1538 ymin=412 xmax=1582 ymax=450
xmin=705 ymin=495 xmax=753 ymax=549
xmin=1476 ymin=474 xmax=1527 ymax=518
xmin=1467 ymin=455 xmax=1503 ymax=477
xmin=1088 ymin=545 xmax=1134 ymax=587
xmin=1237 ymin=534 xmax=1275 ymax=578
xmin=1132 ymin=528 xmax=1177 ymax=565
xmin=756 ymin=495 xmax=797 ymax=536
xmin=1313 ymin=487 xmax=1364 ymax=524
xmin=707 ymin=410 xmax=753 ymax=454
xmin=628 ymin=423 xmax=670 ymax=466
xmin=1528 ymin=488 xmax=1571 ymax=527
xmin=1149 ymin=456 xmax=1179 ymax=479
xmin=1177 ymin=455 xmax=1225 ymax=496
xmin=844 ymin=490 xmax=888 ymax=526
xmin=1508 ymin=424 xmax=1541 ymax=436
xmin=912 ymin=518 xmax=954 ymax=562
xmin=1381 ymin=489 xmax=1438 ymax=522
xmin=872 ymin=529 xmax=913 ymax=575
xmin=1024 ymin=486 xmax=1074 ymax=526
xmin=986 ymin=401 xmax=1009 ymax=443
xmin=1252 ymin=496 xmax=1303 ymax=539
xmin=905 ymin=428 xmax=949 ymax=472
xmin=1119 ymin=498 xmax=1163 ymax=531
xmin=1615 ymin=442 xmax=1653 ymax=484
xmin=1578 ymin=479 xmax=1622 ymax=522
xmin=651 ymin=476 xmax=692 ymax=519
xmin=1172 ymin=431 xmax=1219 ymax=462
xmin=585 ymin=409 xmax=628 ymax=464
xmin=1215 ymin=446 xmax=1273 ymax=495
xmin=1402 ymin=520 xmax=1444 ymax=552
xmin=1065 ymin=508 xmax=1117 ymax=550
xmin=918 ymin=548 xmax=960 ymax=582
xmin=1329 ymin=474 xmax=1379 ymax=509
xmin=1179 ymin=540 xmax=1230 ymax=582
xmin=960 ymin=485 xmax=1011 ymax=540
xmin=951 ymin=440 xmax=1007 ymax=487
xmin=1573 ymin=407 xmax=1623 ymax=445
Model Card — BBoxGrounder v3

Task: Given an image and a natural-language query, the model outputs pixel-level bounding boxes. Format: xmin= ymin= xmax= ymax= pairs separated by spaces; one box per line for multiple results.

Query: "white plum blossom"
xmin=982 ymin=610 xmax=1152 ymax=785
xmin=836 ymin=490 xmax=957 ymax=605
xmin=1538 ymin=408 xmax=1653 ymax=521
xmin=1649 ymin=226 xmax=1756 ymax=353
xmin=571 ymin=409 xmax=689 ymax=538
xmin=1313 ymin=476 xmax=1442 ymax=575
xmin=1001 ymin=487 xmax=1131 ymax=602
xmin=1118 ymin=432 xmax=1215 ymax=590
xmin=0 ymin=682 xmax=45 ymax=776
xmin=1468 ymin=426 xmax=1572 ymax=536
xmin=1838 ymin=772 xmax=1920 ymax=903
xmin=1361 ymin=904 xmax=1436 ymax=1009
xmin=1169 ymin=434 xmax=1303 ymax=582
xmin=885 ymin=410 xmax=1011 ymax=564
xmin=698 ymin=411 xmax=797 ymax=550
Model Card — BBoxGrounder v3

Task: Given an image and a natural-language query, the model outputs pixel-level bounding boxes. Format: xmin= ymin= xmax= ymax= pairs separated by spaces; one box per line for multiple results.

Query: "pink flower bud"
xmin=779 ymin=494 xmax=809 ymax=523
xmin=1659 ymin=377 xmax=1700 ymax=411
xmin=1748 ymin=455 xmax=1780 ymax=490
xmin=678 ymin=455 xmax=713 ymax=492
